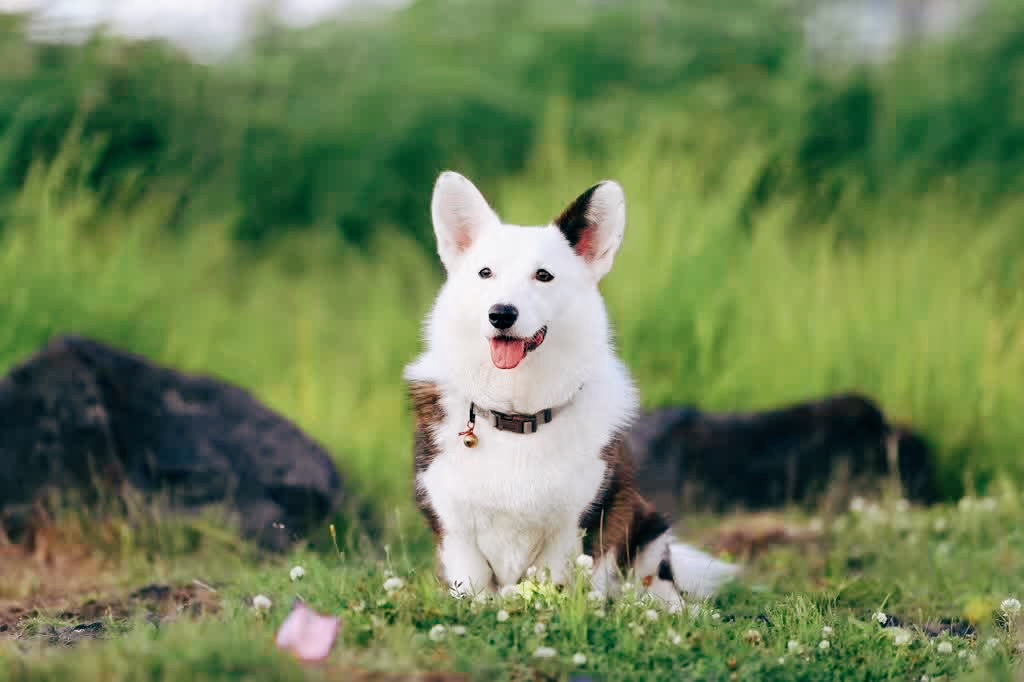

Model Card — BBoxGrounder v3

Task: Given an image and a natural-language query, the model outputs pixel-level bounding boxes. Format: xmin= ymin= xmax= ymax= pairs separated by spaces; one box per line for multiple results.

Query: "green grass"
xmin=3 ymin=497 xmax=1024 ymax=680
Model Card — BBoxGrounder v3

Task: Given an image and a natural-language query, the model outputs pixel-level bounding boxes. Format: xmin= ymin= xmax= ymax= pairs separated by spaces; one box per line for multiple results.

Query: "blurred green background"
xmin=1 ymin=0 xmax=1022 ymax=518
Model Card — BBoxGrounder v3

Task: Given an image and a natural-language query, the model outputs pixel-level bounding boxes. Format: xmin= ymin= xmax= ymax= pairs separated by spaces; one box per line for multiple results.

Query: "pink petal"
xmin=275 ymin=601 xmax=342 ymax=663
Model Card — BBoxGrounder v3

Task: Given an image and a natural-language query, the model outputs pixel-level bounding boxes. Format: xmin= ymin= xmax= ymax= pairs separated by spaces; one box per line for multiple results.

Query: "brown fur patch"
xmin=408 ymin=382 xmax=445 ymax=541
xmin=578 ymin=433 xmax=671 ymax=570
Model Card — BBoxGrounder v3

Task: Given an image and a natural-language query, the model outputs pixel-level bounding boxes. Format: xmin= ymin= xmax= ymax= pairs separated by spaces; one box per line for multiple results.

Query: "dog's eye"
xmin=478 ymin=267 xmax=492 ymax=279
xmin=535 ymin=269 xmax=554 ymax=283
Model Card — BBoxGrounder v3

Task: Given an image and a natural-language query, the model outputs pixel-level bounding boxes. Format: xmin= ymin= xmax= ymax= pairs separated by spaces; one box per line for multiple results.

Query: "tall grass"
xmin=2 ymin=113 xmax=1021 ymax=522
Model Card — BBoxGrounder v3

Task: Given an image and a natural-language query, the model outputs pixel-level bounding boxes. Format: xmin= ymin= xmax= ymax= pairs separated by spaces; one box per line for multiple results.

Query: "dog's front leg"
xmin=440 ymin=534 xmax=493 ymax=598
xmin=535 ymin=524 xmax=583 ymax=586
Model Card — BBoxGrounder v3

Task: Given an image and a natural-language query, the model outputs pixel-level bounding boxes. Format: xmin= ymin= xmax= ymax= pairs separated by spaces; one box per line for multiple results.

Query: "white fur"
xmin=407 ymin=171 xmax=739 ymax=604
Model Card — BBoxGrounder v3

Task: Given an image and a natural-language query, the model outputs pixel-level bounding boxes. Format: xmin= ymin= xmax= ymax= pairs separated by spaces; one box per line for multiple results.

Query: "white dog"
xmin=404 ymin=171 xmax=739 ymax=609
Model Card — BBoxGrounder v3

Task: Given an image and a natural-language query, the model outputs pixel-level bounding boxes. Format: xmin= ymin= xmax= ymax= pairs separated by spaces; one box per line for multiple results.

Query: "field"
xmin=2 ymin=0 xmax=1024 ymax=679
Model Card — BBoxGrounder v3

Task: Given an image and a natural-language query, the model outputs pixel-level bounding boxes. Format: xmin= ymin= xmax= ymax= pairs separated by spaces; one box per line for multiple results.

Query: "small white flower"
xmin=351 ymin=599 xmax=366 ymax=613
xmin=777 ymin=657 xmax=786 ymax=665
xmin=979 ymin=497 xmax=998 ymax=512
xmin=572 ymin=652 xmax=587 ymax=666
xmin=933 ymin=518 xmax=947 ymax=532
xmin=629 ymin=623 xmax=646 ymax=636
xmin=429 ymin=624 xmax=447 ymax=642
xmin=534 ymin=622 xmax=547 ymax=635
xmin=787 ymin=640 xmax=803 ymax=653
xmin=526 ymin=565 xmax=538 ymax=579
xmin=252 ymin=594 xmax=272 ymax=610
xmin=499 ymin=585 xmax=519 ymax=599
xmin=744 ymin=629 xmax=762 ymax=645
xmin=473 ymin=591 xmax=490 ymax=604
xmin=818 ymin=639 xmax=830 ymax=651
xmin=593 ymin=608 xmax=607 ymax=618
xmin=533 ymin=646 xmax=557 ymax=659
xmin=1001 ymin=597 xmax=1022 ymax=616
xmin=937 ymin=641 xmax=953 ymax=655
xmin=895 ymin=499 xmax=910 ymax=513
xmin=383 ymin=577 xmax=405 ymax=592
xmin=451 ymin=625 xmax=467 ymax=636
xmin=958 ymin=649 xmax=968 ymax=659
xmin=874 ymin=611 xmax=888 ymax=625
xmin=968 ymin=652 xmax=978 ymax=665
xmin=821 ymin=625 xmax=834 ymax=638
xmin=959 ymin=496 xmax=975 ymax=512
xmin=383 ymin=568 xmax=394 ymax=578
xmin=688 ymin=602 xmax=701 ymax=619
xmin=588 ymin=590 xmax=604 ymax=602
xmin=496 ymin=609 xmax=510 ymax=623
xmin=644 ymin=609 xmax=659 ymax=622
xmin=575 ymin=554 xmax=594 ymax=570
xmin=985 ymin=637 xmax=1000 ymax=649
xmin=289 ymin=565 xmax=305 ymax=581
xmin=893 ymin=629 xmax=912 ymax=646
xmin=711 ymin=611 xmax=721 ymax=621
xmin=850 ymin=496 xmax=867 ymax=512
xmin=669 ymin=630 xmax=683 ymax=645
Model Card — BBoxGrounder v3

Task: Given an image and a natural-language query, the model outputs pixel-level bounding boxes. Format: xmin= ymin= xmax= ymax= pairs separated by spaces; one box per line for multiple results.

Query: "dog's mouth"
xmin=489 ymin=326 xmax=547 ymax=370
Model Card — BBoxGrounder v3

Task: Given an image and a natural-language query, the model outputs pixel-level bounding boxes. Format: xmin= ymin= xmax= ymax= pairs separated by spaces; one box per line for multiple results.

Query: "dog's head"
xmin=422 ymin=171 xmax=626 ymax=408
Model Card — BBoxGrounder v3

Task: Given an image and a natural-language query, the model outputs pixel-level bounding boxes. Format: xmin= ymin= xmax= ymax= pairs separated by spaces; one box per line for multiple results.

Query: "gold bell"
xmin=462 ymin=432 xmax=479 ymax=448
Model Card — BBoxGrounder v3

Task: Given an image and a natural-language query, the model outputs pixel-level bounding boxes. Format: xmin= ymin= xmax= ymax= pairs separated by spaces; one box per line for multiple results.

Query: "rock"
xmin=0 ymin=334 xmax=343 ymax=549
xmin=627 ymin=392 xmax=937 ymax=514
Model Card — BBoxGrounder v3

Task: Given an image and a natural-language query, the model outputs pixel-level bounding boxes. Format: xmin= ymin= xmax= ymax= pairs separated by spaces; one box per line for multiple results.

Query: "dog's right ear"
xmin=431 ymin=171 xmax=499 ymax=271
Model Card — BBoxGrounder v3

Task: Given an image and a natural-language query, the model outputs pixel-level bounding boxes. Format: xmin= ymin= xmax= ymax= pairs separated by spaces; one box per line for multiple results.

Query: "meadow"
xmin=1 ymin=0 xmax=1024 ymax=679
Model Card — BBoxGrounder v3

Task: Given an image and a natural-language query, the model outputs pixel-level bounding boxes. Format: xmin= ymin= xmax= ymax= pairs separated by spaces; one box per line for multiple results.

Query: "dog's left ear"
xmin=553 ymin=180 xmax=626 ymax=281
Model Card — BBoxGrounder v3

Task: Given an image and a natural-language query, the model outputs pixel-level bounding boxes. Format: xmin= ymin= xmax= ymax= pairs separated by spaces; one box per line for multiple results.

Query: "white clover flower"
xmin=575 ymin=554 xmax=594 ymax=570
xmin=937 ymin=641 xmax=953 ymax=655
xmin=289 ymin=565 xmax=306 ymax=581
xmin=711 ymin=611 xmax=721 ymax=621
xmin=821 ymin=625 xmax=833 ymax=637
xmin=526 ymin=566 xmax=538 ymax=579
xmin=979 ymin=497 xmax=998 ymax=512
xmin=572 ymin=652 xmax=587 ymax=666
xmin=985 ymin=637 xmax=1000 ymax=649
xmin=351 ymin=600 xmax=366 ymax=613
xmin=429 ymin=624 xmax=447 ymax=642
xmin=787 ymin=639 xmax=803 ymax=653
xmin=534 ymin=622 xmax=547 ymax=635
xmin=496 ymin=609 xmax=510 ymax=623
xmin=587 ymin=590 xmax=604 ymax=602
xmin=252 ymin=594 xmax=272 ymax=610
xmin=744 ymin=629 xmax=762 ymax=645
xmin=850 ymin=496 xmax=867 ymax=512
xmin=777 ymin=657 xmax=786 ymax=665
xmin=959 ymin=496 xmax=976 ymax=512
xmin=893 ymin=629 xmax=912 ymax=646
xmin=630 ymin=624 xmax=646 ymax=636
xmin=533 ymin=646 xmax=557 ymax=659
xmin=383 ymin=577 xmax=405 ymax=593
xmin=668 ymin=629 xmax=683 ymax=646
xmin=874 ymin=611 xmax=888 ymax=625
xmin=499 ymin=585 xmax=519 ymax=599
xmin=451 ymin=625 xmax=467 ymax=636
xmin=818 ymin=639 xmax=830 ymax=651
xmin=958 ymin=649 xmax=968 ymax=659
xmin=1001 ymin=597 xmax=1022 ymax=616
xmin=933 ymin=518 xmax=947 ymax=532
xmin=644 ymin=609 xmax=660 ymax=622
xmin=895 ymin=499 xmax=910 ymax=513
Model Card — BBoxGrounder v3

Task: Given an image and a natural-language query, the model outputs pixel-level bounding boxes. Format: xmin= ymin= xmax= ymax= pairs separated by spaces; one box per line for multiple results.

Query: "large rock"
xmin=0 ymin=335 xmax=343 ymax=549
xmin=627 ymin=393 xmax=937 ymax=514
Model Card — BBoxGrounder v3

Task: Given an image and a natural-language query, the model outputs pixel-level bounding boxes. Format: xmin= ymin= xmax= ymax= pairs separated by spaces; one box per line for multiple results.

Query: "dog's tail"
xmin=666 ymin=541 xmax=741 ymax=599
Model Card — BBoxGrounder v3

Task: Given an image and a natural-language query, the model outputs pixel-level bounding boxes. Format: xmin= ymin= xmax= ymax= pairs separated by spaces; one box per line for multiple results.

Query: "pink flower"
xmin=275 ymin=601 xmax=342 ymax=663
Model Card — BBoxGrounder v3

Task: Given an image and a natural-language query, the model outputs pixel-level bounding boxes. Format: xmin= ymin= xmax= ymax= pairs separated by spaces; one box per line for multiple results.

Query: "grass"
xmin=1 ymin=87 xmax=1024 ymax=680
xmin=3 ymin=497 xmax=1024 ymax=680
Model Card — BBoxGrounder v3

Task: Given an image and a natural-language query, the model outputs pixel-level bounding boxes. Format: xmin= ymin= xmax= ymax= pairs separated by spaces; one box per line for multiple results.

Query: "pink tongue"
xmin=490 ymin=338 xmax=527 ymax=369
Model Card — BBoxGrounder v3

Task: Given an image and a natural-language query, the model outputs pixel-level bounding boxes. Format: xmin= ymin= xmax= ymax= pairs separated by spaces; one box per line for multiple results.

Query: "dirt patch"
xmin=701 ymin=512 xmax=826 ymax=560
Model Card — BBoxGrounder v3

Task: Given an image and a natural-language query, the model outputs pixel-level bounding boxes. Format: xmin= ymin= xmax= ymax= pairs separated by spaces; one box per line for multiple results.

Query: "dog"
xmin=404 ymin=171 xmax=739 ymax=609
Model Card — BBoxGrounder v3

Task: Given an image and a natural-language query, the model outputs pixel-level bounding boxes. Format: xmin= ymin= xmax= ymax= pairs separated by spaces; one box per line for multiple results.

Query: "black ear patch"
xmin=554 ymin=183 xmax=601 ymax=252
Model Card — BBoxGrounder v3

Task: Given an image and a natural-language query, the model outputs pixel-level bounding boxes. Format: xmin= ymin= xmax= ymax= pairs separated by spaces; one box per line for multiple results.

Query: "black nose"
xmin=488 ymin=304 xmax=518 ymax=330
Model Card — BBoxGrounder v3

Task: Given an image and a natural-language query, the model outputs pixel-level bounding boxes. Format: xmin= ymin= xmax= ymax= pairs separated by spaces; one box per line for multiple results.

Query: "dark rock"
xmin=627 ymin=392 xmax=937 ymax=514
xmin=0 ymin=334 xmax=343 ymax=549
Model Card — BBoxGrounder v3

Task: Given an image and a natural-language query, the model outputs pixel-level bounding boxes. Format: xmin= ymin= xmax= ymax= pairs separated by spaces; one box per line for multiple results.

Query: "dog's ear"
xmin=431 ymin=171 xmax=499 ymax=271
xmin=553 ymin=180 xmax=626 ymax=281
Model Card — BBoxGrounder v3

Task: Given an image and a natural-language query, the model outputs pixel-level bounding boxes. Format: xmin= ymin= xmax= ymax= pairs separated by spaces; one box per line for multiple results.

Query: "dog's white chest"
xmin=419 ymin=410 xmax=607 ymax=585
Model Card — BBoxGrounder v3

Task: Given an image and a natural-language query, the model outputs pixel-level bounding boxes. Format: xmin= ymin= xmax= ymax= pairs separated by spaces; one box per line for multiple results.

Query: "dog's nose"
xmin=488 ymin=304 xmax=518 ymax=330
